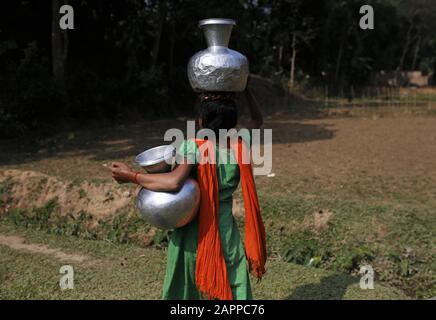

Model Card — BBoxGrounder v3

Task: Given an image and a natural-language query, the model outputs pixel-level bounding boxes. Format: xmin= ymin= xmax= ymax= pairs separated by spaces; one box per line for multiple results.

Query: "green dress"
xmin=162 ymin=140 xmax=252 ymax=300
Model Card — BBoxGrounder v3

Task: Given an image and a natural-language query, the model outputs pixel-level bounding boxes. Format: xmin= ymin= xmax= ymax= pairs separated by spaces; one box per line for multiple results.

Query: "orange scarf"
xmin=194 ymin=138 xmax=267 ymax=300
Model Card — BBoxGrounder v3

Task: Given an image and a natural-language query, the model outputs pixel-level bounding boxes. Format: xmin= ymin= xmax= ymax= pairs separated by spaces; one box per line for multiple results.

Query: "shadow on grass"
xmin=0 ymin=115 xmax=336 ymax=167
xmin=287 ymin=273 xmax=358 ymax=300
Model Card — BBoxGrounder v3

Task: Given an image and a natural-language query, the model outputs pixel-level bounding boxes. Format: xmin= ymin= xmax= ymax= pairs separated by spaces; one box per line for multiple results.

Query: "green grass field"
xmin=253 ymin=174 xmax=436 ymax=299
xmin=0 ymin=221 xmax=407 ymax=300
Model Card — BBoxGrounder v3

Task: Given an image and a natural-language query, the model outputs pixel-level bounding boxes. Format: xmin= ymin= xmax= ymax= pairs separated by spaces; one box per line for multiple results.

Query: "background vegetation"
xmin=1 ymin=0 xmax=436 ymax=137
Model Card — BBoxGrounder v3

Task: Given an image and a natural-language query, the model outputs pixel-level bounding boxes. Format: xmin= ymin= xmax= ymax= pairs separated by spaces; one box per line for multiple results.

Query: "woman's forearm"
xmin=134 ymin=171 xmax=182 ymax=192
xmin=132 ymin=163 xmax=193 ymax=192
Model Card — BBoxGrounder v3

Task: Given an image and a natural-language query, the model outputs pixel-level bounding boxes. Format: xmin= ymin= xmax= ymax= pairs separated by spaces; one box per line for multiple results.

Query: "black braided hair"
xmin=196 ymin=92 xmax=238 ymax=138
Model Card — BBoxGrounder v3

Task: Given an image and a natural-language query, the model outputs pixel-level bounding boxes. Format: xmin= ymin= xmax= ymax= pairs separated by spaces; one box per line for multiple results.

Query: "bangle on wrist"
xmin=133 ymin=172 xmax=139 ymax=184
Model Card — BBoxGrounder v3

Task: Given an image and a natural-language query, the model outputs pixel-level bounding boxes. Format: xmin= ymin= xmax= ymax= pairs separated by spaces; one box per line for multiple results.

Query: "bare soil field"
xmin=1 ymin=107 xmax=436 ymax=183
xmin=2 ymin=105 xmax=436 ymax=203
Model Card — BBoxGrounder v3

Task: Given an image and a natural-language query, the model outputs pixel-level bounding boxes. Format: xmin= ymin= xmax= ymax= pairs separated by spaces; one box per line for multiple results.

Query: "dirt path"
xmin=0 ymin=233 xmax=96 ymax=264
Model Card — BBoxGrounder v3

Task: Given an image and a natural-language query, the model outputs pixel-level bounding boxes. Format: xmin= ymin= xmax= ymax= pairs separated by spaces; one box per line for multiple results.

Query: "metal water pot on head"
xmin=188 ymin=18 xmax=249 ymax=92
xmin=135 ymin=145 xmax=200 ymax=230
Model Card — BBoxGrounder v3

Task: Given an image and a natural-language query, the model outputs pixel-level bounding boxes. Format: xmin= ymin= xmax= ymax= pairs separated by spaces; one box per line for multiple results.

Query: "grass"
xmin=251 ymin=174 xmax=436 ymax=299
xmin=0 ymin=167 xmax=434 ymax=299
xmin=304 ymin=86 xmax=436 ymax=105
xmin=0 ymin=221 xmax=407 ymax=300
xmin=0 ymin=177 xmax=13 ymax=208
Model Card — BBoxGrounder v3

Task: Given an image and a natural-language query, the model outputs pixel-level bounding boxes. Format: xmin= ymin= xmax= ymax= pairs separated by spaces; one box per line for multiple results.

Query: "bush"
xmin=0 ymin=42 xmax=65 ymax=137
xmin=281 ymin=230 xmax=331 ymax=266
xmin=1 ymin=198 xmax=168 ymax=248
xmin=331 ymin=246 xmax=375 ymax=273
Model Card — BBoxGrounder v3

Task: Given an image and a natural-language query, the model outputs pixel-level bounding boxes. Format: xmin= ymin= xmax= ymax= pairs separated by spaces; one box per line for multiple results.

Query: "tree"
xmin=396 ymin=0 xmax=436 ymax=71
xmin=51 ymin=0 xmax=69 ymax=88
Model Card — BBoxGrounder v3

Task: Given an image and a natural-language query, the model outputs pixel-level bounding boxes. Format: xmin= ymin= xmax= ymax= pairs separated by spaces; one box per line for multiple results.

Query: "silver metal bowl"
xmin=135 ymin=145 xmax=175 ymax=173
xmin=136 ymin=178 xmax=200 ymax=230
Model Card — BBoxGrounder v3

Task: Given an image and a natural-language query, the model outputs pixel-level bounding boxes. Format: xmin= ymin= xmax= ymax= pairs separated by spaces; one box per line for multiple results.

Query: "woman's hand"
xmin=108 ymin=159 xmax=194 ymax=191
xmin=110 ymin=161 xmax=134 ymax=184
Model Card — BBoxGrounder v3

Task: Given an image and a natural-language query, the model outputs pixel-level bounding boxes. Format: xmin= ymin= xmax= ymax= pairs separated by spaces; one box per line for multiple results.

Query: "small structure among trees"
xmin=371 ymin=70 xmax=434 ymax=87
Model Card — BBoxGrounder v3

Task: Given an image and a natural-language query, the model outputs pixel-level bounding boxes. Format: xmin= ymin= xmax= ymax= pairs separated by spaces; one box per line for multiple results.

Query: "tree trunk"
xmin=348 ymin=28 xmax=363 ymax=102
xmin=150 ymin=1 xmax=167 ymax=72
xmin=398 ymin=21 xmax=414 ymax=71
xmin=411 ymin=36 xmax=421 ymax=70
xmin=320 ymin=1 xmax=335 ymax=74
xmin=278 ymin=45 xmax=283 ymax=71
xmin=335 ymin=29 xmax=348 ymax=85
xmin=168 ymin=18 xmax=176 ymax=82
xmin=51 ymin=0 xmax=67 ymax=87
xmin=289 ymin=32 xmax=297 ymax=92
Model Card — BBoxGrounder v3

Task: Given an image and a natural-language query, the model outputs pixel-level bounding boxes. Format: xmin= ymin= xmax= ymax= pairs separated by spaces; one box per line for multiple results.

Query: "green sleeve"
xmin=176 ymin=140 xmax=199 ymax=165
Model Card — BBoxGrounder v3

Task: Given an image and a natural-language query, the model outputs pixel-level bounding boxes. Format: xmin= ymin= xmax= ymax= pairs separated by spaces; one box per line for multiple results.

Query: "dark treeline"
xmin=0 ymin=0 xmax=435 ymax=137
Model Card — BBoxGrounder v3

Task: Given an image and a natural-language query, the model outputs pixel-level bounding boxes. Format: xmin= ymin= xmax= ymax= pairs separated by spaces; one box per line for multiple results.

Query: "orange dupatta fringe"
xmin=194 ymin=138 xmax=267 ymax=300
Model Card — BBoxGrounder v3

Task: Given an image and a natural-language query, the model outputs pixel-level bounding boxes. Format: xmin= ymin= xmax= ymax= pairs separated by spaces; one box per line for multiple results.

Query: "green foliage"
xmin=5 ymin=199 xmax=58 ymax=230
xmin=0 ymin=220 xmax=408 ymax=299
xmin=259 ymin=176 xmax=435 ymax=299
xmin=0 ymin=199 xmax=166 ymax=248
xmin=0 ymin=42 xmax=65 ymax=137
xmin=331 ymin=246 xmax=375 ymax=273
xmin=280 ymin=231 xmax=375 ymax=273
xmin=1 ymin=1 xmax=436 ymax=136
xmin=281 ymin=231 xmax=331 ymax=266
xmin=0 ymin=178 xmax=13 ymax=208
xmin=6 ymin=208 xmax=26 ymax=226
xmin=279 ymin=222 xmax=434 ymax=298
xmin=30 ymin=199 xmax=58 ymax=230
xmin=78 ymin=189 xmax=87 ymax=199
xmin=153 ymin=229 xmax=169 ymax=248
